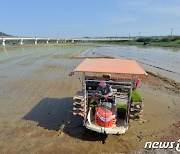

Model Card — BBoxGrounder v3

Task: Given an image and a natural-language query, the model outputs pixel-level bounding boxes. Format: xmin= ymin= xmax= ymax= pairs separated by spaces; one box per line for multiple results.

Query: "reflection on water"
xmin=80 ymin=44 xmax=180 ymax=82
xmin=0 ymin=45 xmax=91 ymax=84
xmin=0 ymin=44 xmax=180 ymax=82
xmin=2 ymin=46 xmax=8 ymax=56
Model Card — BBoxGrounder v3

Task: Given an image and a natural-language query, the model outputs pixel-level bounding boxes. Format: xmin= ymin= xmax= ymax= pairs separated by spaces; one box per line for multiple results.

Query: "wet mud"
xmin=0 ymin=44 xmax=179 ymax=153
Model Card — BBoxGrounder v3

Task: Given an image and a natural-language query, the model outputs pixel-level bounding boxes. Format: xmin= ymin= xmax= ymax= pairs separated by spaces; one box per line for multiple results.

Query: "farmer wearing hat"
xmin=93 ymin=81 xmax=113 ymax=98
xmin=89 ymin=81 xmax=113 ymax=110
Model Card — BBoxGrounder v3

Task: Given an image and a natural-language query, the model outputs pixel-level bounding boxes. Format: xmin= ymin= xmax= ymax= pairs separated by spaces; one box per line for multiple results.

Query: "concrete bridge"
xmin=0 ymin=37 xmax=133 ymax=46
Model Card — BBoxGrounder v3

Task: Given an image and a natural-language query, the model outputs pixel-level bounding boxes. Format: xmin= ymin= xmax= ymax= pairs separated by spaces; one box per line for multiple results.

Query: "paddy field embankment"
xmin=97 ymin=36 xmax=180 ymax=48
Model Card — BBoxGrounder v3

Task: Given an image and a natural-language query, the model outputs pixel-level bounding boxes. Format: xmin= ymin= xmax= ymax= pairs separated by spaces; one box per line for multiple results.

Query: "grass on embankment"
xmin=131 ymin=36 xmax=180 ymax=47
xmin=131 ymin=90 xmax=142 ymax=103
xmin=95 ymin=36 xmax=180 ymax=48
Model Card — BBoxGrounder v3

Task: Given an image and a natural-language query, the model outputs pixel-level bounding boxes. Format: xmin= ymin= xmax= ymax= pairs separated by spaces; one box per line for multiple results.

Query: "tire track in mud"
xmin=0 ymin=45 xmax=73 ymax=73
xmin=137 ymin=61 xmax=180 ymax=75
xmin=0 ymin=49 xmax=43 ymax=71
xmin=0 ymin=46 xmax=103 ymax=151
xmin=0 ymin=52 xmax=53 ymax=120
xmin=19 ymin=50 xmax=82 ymax=129
xmin=29 ymin=55 xmax=65 ymax=130
xmin=26 ymin=47 xmax=83 ymax=103
xmin=9 ymin=55 xmax=67 ymax=130
xmin=74 ymin=47 xmax=180 ymax=77
xmin=118 ymin=55 xmax=180 ymax=76
xmin=25 ymin=55 xmax=83 ymax=132
xmin=0 ymin=49 xmax=68 ymax=125
xmin=0 ymin=50 xmax=55 ymax=90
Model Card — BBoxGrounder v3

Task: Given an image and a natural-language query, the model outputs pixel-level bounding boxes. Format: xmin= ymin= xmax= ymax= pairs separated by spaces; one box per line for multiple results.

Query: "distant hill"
xmin=0 ymin=32 xmax=13 ymax=37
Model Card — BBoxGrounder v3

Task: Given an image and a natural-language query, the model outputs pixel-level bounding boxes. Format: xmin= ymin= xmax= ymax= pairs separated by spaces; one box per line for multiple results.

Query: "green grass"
xmin=116 ymin=104 xmax=127 ymax=110
xmin=116 ymin=104 xmax=127 ymax=119
xmin=136 ymin=36 xmax=180 ymax=43
xmin=131 ymin=90 xmax=142 ymax=102
xmin=95 ymin=36 xmax=180 ymax=48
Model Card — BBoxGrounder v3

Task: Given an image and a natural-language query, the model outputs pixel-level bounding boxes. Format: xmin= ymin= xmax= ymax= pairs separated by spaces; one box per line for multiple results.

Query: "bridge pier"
xmin=35 ymin=38 xmax=37 ymax=44
xmin=1 ymin=37 xmax=132 ymax=46
xmin=20 ymin=39 xmax=23 ymax=45
xmin=2 ymin=39 xmax=5 ymax=46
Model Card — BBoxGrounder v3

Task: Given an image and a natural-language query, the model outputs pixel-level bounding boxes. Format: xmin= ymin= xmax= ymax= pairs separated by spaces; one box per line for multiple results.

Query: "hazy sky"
xmin=1 ymin=0 xmax=180 ymax=37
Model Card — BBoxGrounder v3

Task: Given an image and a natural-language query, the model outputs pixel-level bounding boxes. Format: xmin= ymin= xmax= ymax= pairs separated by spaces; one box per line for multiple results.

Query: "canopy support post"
xmin=126 ymin=87 xmax=132 ymax=124
xmin=82 ymin=72 xmax=87 ymax=125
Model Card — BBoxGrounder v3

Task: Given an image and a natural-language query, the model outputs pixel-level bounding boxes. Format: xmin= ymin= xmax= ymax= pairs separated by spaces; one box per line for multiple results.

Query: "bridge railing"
xmin=0 ymin=37 xmax=133 ymax=46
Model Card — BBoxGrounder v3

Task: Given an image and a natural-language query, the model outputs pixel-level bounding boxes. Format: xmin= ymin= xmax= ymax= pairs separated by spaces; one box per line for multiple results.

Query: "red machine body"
xmin=95 ymin=106 xmax=116 ymax=128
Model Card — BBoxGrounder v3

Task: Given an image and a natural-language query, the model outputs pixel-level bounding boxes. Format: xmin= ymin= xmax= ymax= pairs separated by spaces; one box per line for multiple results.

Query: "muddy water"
xmin=0 ymin=44 xmax=179 ymax=153
xmin=79 ymin=44 xmax=180 ymax=82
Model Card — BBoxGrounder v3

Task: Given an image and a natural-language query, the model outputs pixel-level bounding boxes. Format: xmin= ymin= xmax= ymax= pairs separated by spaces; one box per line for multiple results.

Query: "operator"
xmin=93 ymin=81 xmax=113 ymax=98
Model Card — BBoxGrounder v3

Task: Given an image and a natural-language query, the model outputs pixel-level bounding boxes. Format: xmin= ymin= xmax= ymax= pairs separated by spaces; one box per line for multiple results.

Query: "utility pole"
xmin=129 ymin=33 xmax=130 ymax=40
xmin=139 ymin=32 xmax=141 ymax=37
xmin=171 ymin=28 xmax=173 ymax=36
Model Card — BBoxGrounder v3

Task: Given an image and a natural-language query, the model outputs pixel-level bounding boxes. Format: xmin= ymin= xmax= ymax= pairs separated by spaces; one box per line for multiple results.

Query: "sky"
xmin=1 ymin=0 xmax=180 ymax=38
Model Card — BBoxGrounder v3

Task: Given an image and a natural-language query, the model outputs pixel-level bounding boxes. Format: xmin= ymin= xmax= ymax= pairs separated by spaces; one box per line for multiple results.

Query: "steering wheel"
xmin=95 ymin=92 xmax=108 ymax=101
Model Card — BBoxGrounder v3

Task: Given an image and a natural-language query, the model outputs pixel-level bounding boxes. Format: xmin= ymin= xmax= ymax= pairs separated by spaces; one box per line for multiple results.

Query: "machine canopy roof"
xmin=74 ymin=58 xmax=146 ymax=75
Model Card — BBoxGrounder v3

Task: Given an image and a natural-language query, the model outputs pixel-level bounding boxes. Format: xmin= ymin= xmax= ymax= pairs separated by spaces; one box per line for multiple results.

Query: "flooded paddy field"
xmin=0 ymin=44 xmax=179 ymax=153
xmin=79 ymin=44 xmax=180 ymax=82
